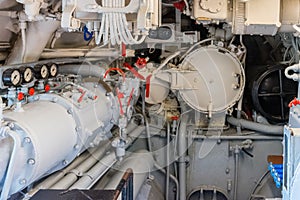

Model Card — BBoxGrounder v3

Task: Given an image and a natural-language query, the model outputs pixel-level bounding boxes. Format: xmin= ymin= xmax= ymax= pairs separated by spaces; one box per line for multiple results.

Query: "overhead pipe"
xmin=227 ymin=116 xmax=283 ymax=135
xmin=40 ymin=48 xmax=120 ymax=59
xmin=59 ymin=64 xmax=106 ymax=78
xmin=6 ymin=20 xmax=60 ymax=64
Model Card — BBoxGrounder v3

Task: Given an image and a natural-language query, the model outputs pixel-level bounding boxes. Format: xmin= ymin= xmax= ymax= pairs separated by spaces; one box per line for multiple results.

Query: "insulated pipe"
xmin=227 ymin=116 xmax=283 ymax=135
xmin=6 ymin=20 xmax=60 ymax=64
xmin=178 ymin=115 xmax=188 ymax=200
xmin=68 ymin=125 xmax=145 ymax=189
xmin=103 ymin=150 xmax=154 ymax=199
xmin=59 ymin=64 xmax=106 ymax=78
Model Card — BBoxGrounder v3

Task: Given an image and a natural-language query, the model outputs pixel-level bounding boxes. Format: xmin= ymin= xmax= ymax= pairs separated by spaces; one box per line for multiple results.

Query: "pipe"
xmin=285 ymin=62 xmax=300 ymax=81
xmin=191 ymin=135 xmax=282 ymax=140
xmin=40 ymin=48 xmax=120 ymax=59
xmin=103 ymin=150 xmax=154 ymax=199
xmin=180 ymin=38 xmax=215 ymax=61
xmin=20 ymin=21 xmax=27 ymax=63
xmin=154 ymin=51 xmax=181 ymax=74
xmin=26 ymin=148 xmax=96 ymax=197
xmin=154 ymin=163 xmax=179 ymax=200
xmin=0 ymin=137 xmax=11 ymax=189
xmin=178 ymin=115 xmax=188 ymax=200
xmin=32 ymin=124 xmax=140 ymax=193
xmin=67 ymin=125 xmax=145 ymax=189
xmin=59 ymin=64 xmax=106 ymax=78
xmin=0 ymin=129 xmax=21 ymax=200
xmin=50 ymin=142 xmax=111 ymax=189
xmin=233 ymin=146 xmax=239 ymax=200
xmin=141 ymin=84 xmax=152 ymax=152
xmin=166 ymin=122 xmax=170 ymax=200
xmin=227 ymin=116 xmax=283 ymax=135
xmin=6 ymin=20 xmax=60 ymax=64
xmin=69 ymin=152 xmax=117 ymax=190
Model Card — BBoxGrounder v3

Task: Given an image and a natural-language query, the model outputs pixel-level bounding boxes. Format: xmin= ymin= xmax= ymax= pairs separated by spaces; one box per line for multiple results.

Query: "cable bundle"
xmin=95 ymin=0 xmax=147 ymax=45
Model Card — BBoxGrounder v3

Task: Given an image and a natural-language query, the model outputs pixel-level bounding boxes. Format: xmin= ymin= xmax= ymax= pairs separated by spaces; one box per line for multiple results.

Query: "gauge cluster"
xmin=0 ymin=62 xmax=59 ymax=88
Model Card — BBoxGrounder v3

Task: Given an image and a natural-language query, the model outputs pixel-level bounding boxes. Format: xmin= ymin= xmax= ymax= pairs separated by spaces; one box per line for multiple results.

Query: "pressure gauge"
xmin=21 ymin=67 xmax=34 ymax=83
xmin=34 ymin=64 xmax=49 ymax=79
xmin=2 ymin=69 xmax=21 ymax=86
xmin=49 ymin=63 xmax=59 ymax=77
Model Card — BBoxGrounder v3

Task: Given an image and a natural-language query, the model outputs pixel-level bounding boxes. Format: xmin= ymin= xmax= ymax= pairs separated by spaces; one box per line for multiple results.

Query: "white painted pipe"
xmin=0 ymin=137 xmax=12 ymax=190
xmin=0 ymin=129 xmax=22 ymax=200
xmin=227 ymin=116 xmax=283 ymax=135
xmin=103 ymin=150 xmax=154 ymax=199
xmin=40 ymin=49 xmax=120 ymax=59
xmin=178 ymin=116 xmax=188 ymax=200
xmin=63 ymin=125 xmax=145 ymax=190
xmin=6 ymin=20 xmax=60 ymax=64
xmin=50 ymin=142 xmax=111 ymax=189
xmin=59 ymin=64 xmax=106 ymax=78
xmin=26 ymin=148 xmax=95 ymax=197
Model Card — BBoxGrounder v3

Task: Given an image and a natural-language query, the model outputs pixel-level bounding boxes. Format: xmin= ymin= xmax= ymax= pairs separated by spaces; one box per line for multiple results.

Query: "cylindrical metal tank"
xmin=179 ymin=46 xmax=245 ymax=113
xmin=0 ymin=81 xmax=120 ymax=197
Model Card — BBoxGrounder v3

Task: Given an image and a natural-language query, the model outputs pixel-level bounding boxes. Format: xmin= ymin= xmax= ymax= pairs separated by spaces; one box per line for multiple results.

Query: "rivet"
xmin=63 ymin=160 xmax=68 ymax=165
xmin=27 ymin=158 xmax=35 ymax=165
xmin=8 ymin=123 xmax=15 ymax=129
xmin=19 ymin=179 xmax=27 ymax=185
xmin=24 ymin=137 xmax=31 ymax=143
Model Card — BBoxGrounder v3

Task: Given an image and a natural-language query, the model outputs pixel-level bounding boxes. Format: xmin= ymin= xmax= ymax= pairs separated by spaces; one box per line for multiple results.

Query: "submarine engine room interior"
xmin=1 ymin=0 xmax=300 ymax=200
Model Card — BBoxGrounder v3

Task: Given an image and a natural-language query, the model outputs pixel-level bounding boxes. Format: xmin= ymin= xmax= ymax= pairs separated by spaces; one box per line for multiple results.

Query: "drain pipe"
xmin=178 ymin=115 xmax=188 ymax=200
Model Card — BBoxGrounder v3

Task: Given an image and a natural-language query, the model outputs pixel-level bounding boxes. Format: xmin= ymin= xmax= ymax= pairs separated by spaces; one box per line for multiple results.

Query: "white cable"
xmin=118 ymin=13 xmax=133 ymax=44
xmin=96 ymin=13 xmax=105 ymax=45
xmin=104 ymin=13 xmax=109 ymax=44
xmin=114 ymin=0 xmax=125 ymax=44
xmin=95 ymin=0 xmax=147 ymax=45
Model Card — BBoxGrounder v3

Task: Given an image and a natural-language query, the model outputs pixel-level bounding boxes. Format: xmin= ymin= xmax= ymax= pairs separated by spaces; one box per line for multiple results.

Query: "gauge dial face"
xmin=49 ymin=63 xmax=58 ymax=77
xmin=40 ymin=65 xmax=49 ymax=79
xmin=11 ymin=70 xmax=21 ymax=86
xmin=23 ymin=67 xmax=34 ymax=83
